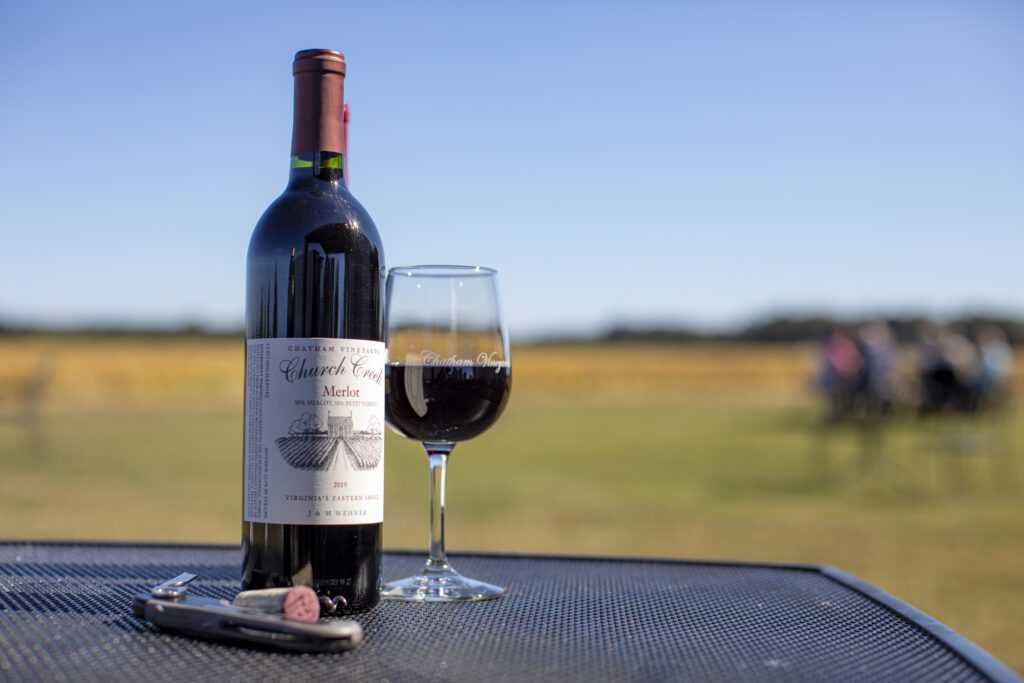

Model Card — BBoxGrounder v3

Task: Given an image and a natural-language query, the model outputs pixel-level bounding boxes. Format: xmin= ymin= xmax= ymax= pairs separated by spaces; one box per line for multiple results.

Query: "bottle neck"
xmin=288 ymin=50 xmax=347 ymax=190
xmin=287 ymin=151 xmax=346 ymax=189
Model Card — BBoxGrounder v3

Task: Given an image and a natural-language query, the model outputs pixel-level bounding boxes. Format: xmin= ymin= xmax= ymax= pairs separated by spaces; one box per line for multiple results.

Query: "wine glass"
xmin=382 ymin=266 xmax=511 ymax=602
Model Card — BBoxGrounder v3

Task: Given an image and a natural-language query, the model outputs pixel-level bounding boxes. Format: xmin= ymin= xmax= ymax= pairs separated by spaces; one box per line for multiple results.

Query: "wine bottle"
xmin=242 ymin=49 xmax=385 ymax=612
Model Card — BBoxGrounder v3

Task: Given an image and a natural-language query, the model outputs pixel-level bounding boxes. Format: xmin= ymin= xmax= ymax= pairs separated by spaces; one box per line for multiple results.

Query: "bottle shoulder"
xmin=249 ymin=185 xmax=383 ymax=258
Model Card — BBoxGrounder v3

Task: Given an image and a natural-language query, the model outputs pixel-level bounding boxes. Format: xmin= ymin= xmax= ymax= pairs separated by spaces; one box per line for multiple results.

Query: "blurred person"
xmin=857 ymin=321 xmax=898 ymax=412
xmin=815 ymin=325 xmax=897 ymax=483
xmin=975 ymin=325 xmax=1013 ymax=409
xmin=918 ymin=325 xmax=981 ymax=413
xmin=818 ymin=329 xmax=863 ymax=421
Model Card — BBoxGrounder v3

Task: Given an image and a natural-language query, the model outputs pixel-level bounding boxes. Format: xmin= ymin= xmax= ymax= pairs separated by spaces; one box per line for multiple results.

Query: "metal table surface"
xmin=0 ymin=542 xmax=1018 ymax=683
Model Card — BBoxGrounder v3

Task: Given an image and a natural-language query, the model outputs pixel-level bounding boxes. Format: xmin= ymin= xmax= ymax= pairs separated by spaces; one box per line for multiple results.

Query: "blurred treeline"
xmin=598 ymin=314 xmax=1024 ymax=345
xmin=4 ymin=313 xmax=1024 ymax=345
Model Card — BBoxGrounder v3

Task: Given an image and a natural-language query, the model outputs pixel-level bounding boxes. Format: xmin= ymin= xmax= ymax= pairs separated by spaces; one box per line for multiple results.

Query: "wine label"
xmin=244 ymin=338 xmax=385 ymax=525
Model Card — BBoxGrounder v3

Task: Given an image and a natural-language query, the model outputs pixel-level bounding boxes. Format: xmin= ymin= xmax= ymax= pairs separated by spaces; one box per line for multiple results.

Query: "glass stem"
xmin=423 ymin=441 xmax=454 ymax=573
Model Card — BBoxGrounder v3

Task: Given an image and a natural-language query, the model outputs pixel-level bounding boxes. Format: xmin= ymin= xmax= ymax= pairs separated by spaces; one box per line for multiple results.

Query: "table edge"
xmin=820 ymin=565 xmax=1022 ymax=683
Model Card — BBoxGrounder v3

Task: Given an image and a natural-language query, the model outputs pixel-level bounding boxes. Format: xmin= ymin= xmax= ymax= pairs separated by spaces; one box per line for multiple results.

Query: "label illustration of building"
xmin=274 ymin=411 xmax=383 ymax=472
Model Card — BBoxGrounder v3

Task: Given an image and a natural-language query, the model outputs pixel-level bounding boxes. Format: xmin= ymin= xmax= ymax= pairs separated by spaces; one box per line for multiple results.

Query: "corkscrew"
xmin=132 ymin=573 xmax=363 ymax=653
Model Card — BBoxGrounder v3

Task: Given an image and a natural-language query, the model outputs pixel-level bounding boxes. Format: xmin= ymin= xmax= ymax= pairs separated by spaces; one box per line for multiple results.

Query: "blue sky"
xmin=1 ymin=0 xmax=1022 ymax=338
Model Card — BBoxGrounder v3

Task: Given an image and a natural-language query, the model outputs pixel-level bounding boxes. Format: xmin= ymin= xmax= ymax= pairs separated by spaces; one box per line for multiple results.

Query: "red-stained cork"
xmin=281 ymin=585 xmax=320 ymax=622
xmin=231 ymin=586 xmax=321 ymax=623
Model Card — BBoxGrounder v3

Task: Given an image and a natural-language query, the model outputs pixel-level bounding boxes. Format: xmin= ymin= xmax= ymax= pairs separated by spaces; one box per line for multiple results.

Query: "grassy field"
xmin=0 ymin=337 xmax=1021 ymax=671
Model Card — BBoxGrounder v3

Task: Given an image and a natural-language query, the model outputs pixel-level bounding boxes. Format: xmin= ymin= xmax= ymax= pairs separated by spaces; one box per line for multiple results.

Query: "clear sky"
xmin=1 ymin=0 xmax=1022 ymax=339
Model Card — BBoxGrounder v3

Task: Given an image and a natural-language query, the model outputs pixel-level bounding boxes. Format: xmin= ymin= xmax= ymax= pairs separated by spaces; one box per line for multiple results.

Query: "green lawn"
xmin=0 ymin=339 xmax=1021 ymax=671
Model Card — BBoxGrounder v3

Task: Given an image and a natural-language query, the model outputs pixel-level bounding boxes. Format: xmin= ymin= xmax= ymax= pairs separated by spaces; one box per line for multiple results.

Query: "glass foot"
xmin=382 ymin=567 xmax=504 ymax=602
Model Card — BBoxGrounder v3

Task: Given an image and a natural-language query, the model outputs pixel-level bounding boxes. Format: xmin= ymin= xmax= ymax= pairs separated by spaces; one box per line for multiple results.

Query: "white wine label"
xmin=244 ymin=338 xmax=385 ymax=525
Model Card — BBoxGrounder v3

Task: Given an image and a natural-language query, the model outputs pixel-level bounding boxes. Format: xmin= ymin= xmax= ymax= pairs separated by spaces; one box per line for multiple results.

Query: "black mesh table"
xmin=0 ymin=542 xmax=1018 ymax=682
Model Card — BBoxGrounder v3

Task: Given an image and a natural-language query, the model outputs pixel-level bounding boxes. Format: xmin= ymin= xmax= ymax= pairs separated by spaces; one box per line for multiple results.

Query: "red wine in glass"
xmin=386 ymin=364 xmax=511 ymax=443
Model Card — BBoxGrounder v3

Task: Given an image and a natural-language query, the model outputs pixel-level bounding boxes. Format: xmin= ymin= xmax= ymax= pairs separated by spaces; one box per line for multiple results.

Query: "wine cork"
xmin=231 ymin=586 xmax=320 ymax=623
